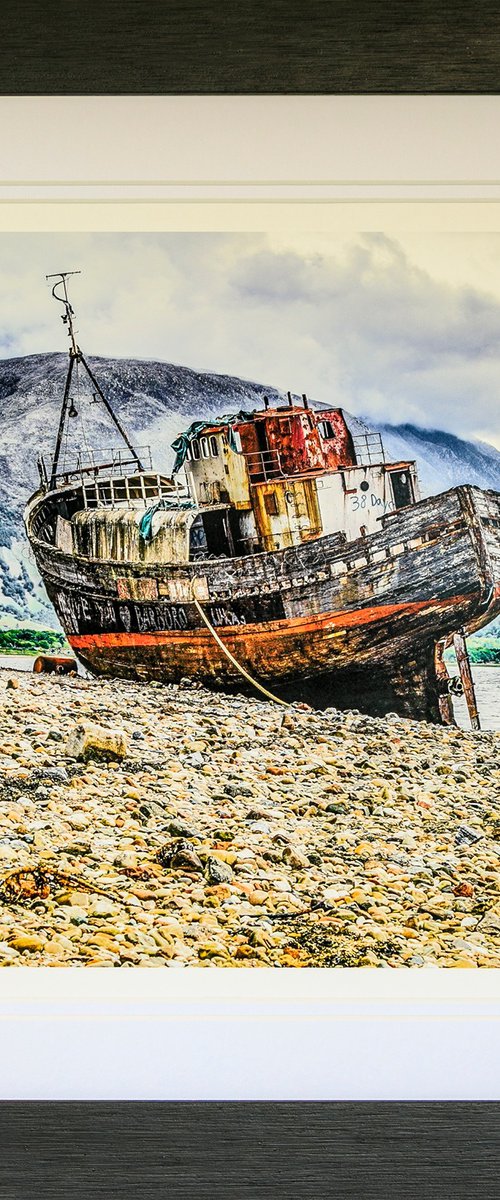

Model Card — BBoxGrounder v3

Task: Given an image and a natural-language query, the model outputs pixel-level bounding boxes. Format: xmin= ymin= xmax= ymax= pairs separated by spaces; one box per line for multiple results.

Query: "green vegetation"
xmin=0 ymin=629 xmax=70 ymax=656
xmin=466 ymin=637 xmax=500 ymax=664
xmin=446 ymin=636 xmax=500 ymax=666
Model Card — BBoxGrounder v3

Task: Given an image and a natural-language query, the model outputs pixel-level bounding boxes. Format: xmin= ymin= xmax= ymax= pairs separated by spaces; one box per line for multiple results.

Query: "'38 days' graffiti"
xmin=351 ymin=492 xmax=394 ymax=514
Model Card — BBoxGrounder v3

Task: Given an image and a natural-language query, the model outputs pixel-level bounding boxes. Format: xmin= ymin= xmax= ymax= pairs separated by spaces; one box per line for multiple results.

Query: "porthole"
xmin=360 ymin=480 xmax=369 ymax=492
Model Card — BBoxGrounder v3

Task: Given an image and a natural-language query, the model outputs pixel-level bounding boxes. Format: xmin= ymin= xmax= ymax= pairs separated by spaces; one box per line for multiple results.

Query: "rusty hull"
xmin=25 ymin=483 xmax=500 ymax=722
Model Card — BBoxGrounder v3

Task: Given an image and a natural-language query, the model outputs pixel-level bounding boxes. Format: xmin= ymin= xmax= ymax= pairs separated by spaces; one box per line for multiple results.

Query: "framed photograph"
xmin=0 ymin=94 xmax=499 ymax=1186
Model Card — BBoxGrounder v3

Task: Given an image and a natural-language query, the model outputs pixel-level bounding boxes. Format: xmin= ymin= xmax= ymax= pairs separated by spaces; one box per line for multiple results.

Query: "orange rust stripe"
xmin=68 ymin=594 xmax=470 ymax=652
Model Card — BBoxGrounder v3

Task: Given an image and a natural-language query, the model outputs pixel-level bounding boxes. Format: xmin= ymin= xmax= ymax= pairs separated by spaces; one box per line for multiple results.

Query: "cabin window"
xmin=200 ymin=437 xmax=211 ymax=459
xmin=232 ymin=429 xmax=242 ymax=452
xmin=191 ymin=439 xmax=201 ymax=461
xmin=209 ymin=435 xmax=219 ymax=457
xmin=389 ymin=470 xmax=414 ymax=510
xmin=318 ymin=419 xmax=336 ymax=440
xmin=264 ymin=492 xmax=279 ymax=515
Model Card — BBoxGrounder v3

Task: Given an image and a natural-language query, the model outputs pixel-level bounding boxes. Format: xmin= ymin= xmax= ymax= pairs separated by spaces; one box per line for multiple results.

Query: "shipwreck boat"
xmin=24 ymin=273 xmax=500 ymax=725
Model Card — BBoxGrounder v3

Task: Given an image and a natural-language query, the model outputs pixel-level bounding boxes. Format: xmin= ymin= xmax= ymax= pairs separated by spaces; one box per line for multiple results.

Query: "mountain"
xmin=0 ymin=352 xmax=287 ymax=627
xmin=0 ymin=351 xmax=499 ymax=628
xmin=375 ymin=423 xmax=500 ymax=497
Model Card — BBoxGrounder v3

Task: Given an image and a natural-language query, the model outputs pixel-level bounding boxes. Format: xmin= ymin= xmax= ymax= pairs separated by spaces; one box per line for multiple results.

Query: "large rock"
xmin=65 ymin=721 xmax=129 ymax=762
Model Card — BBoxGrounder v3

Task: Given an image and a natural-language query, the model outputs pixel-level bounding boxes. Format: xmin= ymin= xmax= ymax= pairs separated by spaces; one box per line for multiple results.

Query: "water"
xmin=450 ymin=664 xmax=500 ymax=732
xmin=0 ymin=656 xmax=498 ymax=730
xmin=0 ymin=654 xmax=37 ymax=671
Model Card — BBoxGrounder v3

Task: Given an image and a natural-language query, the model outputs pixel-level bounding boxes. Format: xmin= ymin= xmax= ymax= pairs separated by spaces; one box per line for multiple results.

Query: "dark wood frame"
xmin=2 ymin=0 xmax=500 ymax=94
xmin=1 ymin=1 xmax=500 ymax=1193
xmin=1 ymin=1102 xmax=499 ymax=1197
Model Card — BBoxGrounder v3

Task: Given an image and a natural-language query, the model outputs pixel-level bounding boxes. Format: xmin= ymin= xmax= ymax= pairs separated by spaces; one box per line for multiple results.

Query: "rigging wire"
xmin=75 ymin=359 xmax=94 ymax=468
xmin=61 ymin=411 xmax=71 ymax=474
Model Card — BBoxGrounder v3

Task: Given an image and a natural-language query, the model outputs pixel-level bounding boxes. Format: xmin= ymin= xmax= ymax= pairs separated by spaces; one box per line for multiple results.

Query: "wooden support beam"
xmin=453 ymin=631 xmax=481 ymax=731
xmin=434 ymin=640 xmax=455 ymax=726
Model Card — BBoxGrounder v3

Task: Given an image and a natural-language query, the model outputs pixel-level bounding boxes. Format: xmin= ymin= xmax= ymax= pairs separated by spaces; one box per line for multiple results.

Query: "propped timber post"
xmin=453 ymin=629 xmax=481 ymax=731
xmin=434 ymin=639 xmax=456 ymax=726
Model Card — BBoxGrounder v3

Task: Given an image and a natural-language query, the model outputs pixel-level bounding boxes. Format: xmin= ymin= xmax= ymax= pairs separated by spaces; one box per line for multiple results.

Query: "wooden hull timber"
xmin=25 ymin=482 xmax=500 ymax=723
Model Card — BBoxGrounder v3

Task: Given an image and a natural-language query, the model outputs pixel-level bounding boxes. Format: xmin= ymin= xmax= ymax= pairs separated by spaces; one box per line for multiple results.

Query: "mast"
xmin=46 ymin=271 xmax=143 ymax=489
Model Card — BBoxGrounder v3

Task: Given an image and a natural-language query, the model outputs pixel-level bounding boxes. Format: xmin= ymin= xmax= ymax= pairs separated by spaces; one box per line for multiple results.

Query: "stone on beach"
xmin=205 ymin=856 xmax=234 ymax=885
xmin=0 ymin=665 xmax=498 ymax=969
xmin=65 ymin=721 xmax=129 ymax=762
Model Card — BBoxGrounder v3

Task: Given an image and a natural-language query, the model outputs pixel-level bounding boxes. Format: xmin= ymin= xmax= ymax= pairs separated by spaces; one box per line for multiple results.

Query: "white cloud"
xmin=1 ymin=230 xmax=500 ymax=447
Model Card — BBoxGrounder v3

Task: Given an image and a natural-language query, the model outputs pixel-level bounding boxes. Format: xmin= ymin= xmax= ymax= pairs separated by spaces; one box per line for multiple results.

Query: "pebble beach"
xmin=0 ymin=667 xmax=499 ymax=968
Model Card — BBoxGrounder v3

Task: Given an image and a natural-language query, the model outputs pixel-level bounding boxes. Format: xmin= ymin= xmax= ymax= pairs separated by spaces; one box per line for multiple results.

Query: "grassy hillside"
xmin=466 ymin=636 xmax=500 ymax=664
xmin=0 ymin=629 xmax=70 ymax=656
xmin=446 ymin=635 xmax=500 ymax=666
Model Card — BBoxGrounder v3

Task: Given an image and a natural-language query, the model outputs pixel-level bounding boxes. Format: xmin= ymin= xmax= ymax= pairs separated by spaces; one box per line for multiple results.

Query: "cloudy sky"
xmin=1 ymin=230 xmax=500 ymax=448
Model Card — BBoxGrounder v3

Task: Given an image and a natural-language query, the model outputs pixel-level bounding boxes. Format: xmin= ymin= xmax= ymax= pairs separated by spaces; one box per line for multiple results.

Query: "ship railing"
xmin=81 ymin=472 xmax=176 ymax=509
xmin=39 ymin=445 xmax=179 ymax=507
xmin=352 ymin=433 xmax=385 ymax=466
xmin=69 ymin=444 xmax=153 ymax=478
xmin=40 ymin=445 xmax=153 ymax=488
xmin=245 ymin=448 xmax=285 ymax=482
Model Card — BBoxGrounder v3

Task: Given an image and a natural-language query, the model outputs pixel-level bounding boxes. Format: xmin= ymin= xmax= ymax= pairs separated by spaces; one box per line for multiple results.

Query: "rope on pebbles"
xmin=191 ymin=579 xmax=289 ymax=708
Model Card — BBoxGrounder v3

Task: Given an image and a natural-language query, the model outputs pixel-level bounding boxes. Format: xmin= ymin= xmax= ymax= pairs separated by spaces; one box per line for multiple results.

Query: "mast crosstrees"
xmin=46 ymin=271 xmax=143 ymax=489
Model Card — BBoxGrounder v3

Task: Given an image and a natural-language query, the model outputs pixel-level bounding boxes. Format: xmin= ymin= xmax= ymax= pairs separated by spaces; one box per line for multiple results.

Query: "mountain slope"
xmin=0 ymin=352 xmax=288 ymax=626
xmin=376 ymin=422 xmax=500 ymax=496
xmin=0 ymin=352 xmax=499 ymax=627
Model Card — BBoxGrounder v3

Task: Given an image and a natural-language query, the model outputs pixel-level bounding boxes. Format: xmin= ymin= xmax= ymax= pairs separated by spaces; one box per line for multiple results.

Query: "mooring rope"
xmin=190 ymin=580 xmax=288 ymax=707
